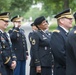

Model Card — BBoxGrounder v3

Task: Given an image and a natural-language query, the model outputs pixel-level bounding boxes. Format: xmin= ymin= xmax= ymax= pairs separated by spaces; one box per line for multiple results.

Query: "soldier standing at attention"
xmin=8 ymin=15 xmax=28 ymax=75
xmin=0 ymin=12 xmax=17 ymax=75
xmin=29 ymin=16 xmax=52 ymax=75
xmin=66 ymin=12 xmax=76 ymax=75
xmin=50 ymin=8 xmax=73 ymax=75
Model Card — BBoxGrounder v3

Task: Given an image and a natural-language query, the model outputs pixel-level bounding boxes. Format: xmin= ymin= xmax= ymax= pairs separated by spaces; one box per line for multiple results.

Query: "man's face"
xmin=13 ymin=21 xmax=21 ymax=27
xmin=60 ymin=17 xmax=73 ymax=30
xmin=0 ymin=19 xmax=9 ymax=31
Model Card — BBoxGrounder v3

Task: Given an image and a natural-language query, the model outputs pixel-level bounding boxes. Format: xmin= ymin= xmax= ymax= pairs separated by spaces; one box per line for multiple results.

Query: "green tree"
xmin=34 ymin=0 xmax=76 ymax=15
xmin=0 ymin=0 xmax=12 ymax=12
xmin=24 ymin=7 xmax=47 ymax=20
xmin=0 ymin=0 xmax=33 ymax=16
xmin=9 ymin=0 xmax=33 ymax=16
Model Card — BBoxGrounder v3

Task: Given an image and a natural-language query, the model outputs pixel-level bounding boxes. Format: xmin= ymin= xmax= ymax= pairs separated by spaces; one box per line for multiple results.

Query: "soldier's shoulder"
xmin=19 ymin=28 xmax=23 ymax=31
xmin=8 ymin=28 xmax=13 ymax=33
xmin=20 ymin=28 xmax=24 ymax=30
xmin=52 ymin=29 xmax=60 ymax=33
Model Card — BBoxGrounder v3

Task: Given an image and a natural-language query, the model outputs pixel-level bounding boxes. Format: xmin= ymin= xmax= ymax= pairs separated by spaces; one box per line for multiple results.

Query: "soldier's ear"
xmin=59 ymin=18 xmax=65 ymax=24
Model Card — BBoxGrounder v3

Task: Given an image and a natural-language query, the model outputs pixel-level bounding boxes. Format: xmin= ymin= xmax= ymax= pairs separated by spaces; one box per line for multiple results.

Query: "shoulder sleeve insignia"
xmin=74 ymin=31 xmax=76 ymax=34
xmin=32 ymin=39 xmax=36 ymax=45
xmin=52 ymin=30 xmax=60 ymax=33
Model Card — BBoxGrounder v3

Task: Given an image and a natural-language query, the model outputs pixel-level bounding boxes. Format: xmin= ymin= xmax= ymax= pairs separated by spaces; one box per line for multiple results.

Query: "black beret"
xmin=54 ymin=8 xmax=73 ymax=19
xmin=11 ymin=15 xmax=22 ymax=22
xmin=34 ymin=16 xmax=46 ymax=26
xmin=73 ymin=12 xmax=76 ymax=20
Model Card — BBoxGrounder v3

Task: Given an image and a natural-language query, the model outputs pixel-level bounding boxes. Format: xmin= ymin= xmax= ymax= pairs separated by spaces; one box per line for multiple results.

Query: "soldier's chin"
xmin=4 ymin=26 xmax=7 ymax=29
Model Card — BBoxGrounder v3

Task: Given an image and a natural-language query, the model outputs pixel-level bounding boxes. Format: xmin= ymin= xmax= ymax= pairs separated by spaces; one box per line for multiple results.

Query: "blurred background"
xmin=1 ymin=0 xmax=76 ymax=31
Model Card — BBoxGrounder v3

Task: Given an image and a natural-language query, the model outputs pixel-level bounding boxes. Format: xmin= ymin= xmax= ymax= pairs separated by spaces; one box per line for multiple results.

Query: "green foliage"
xmin=24 ymin=7 xmax=48 ymax=20
xmin=0 ymin=0 xmax=76 ymax=15
xmin=49 ymin=24 xmax=57 ymax=31
xmin=0 ymin=0 xmax=33 ymax=17
xmin=0 ymin=0 xmax=12 ymax=12
xmin=0 ymin=0 xmax=76 ymax=20
xmin=34 ymin=0 xmax=76 ymax=15
xmin=9 ymin=0 xmax=33 ymax=16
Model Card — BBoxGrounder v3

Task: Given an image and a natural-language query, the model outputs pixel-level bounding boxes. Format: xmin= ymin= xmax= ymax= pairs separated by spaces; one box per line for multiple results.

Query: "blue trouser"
xmin=14 ymin=60 xmax=26 ymax=75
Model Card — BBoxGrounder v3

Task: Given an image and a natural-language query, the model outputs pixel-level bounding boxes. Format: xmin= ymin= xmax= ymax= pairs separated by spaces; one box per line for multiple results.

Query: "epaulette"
xmin=74 ymin=30 xmax=76 ymax=34
xmin=52 ymin=30 xmax=60 ymax=33
xmin=13 ymin=29 xmax=19 ymax=32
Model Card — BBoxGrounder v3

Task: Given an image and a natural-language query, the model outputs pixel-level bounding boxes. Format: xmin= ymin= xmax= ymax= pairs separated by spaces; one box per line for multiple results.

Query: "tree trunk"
xmin=63 ymin=0 xmax=69 ymax=9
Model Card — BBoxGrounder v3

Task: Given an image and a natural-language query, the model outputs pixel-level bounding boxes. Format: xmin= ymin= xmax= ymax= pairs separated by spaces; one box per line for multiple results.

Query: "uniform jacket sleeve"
xmin=31 ymin=32 xmax=41 ymax=66
xmin=0 ymin=33 xmax=17 ymax=67
xmin=67 ymin=33 xmax=76 ymax=59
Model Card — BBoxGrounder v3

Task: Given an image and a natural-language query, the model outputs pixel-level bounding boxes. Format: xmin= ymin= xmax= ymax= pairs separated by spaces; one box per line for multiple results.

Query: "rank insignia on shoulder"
xmin=74 ymin=31 xmax=76 ymax=34
xmin=13 ymin=30 xmax=19 ymax=32
xmin=32 ymin=39 xmax=36 ymax=45
xmin=52 ymin=30 xmax=60 ymax=33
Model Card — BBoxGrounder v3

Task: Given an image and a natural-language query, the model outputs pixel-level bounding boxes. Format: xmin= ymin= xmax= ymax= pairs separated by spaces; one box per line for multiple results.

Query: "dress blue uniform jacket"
xmin=0 ymin=31 xmax=7 ymax=75
xmin=66 ymin=26 xmax=76 ymax=75
xmin=51 ymin=26 xmax=67 ymax=75
xmin=8 ymin=27 xmax=28 ymax=60
xmin=0 ymin=31 xmax=17 ymax=75
xmin=29 ymin=30 xmax=52 ymax=67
